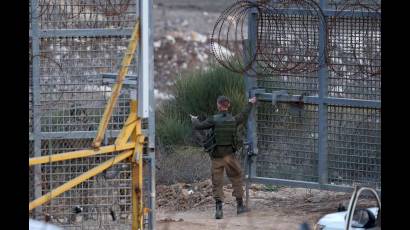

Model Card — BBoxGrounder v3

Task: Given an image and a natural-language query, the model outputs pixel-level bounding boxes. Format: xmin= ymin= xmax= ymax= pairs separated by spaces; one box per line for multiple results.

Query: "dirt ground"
xmin=155 ymin=181 xmax=376 ymax=230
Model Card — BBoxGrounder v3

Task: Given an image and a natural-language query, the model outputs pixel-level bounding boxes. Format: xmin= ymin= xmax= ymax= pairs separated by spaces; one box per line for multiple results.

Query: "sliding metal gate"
xmin=29 ymin=0 xmax=155 ymax=229
xmin=245 ymin=0 xmax=380 ymax=192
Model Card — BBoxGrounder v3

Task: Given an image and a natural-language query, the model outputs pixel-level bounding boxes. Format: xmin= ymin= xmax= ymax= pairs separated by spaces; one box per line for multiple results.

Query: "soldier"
xmin=191 ymin=95 xmax=257 ymax=219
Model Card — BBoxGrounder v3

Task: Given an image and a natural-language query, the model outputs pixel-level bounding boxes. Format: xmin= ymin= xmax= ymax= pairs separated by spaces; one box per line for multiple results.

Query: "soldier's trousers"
xmin=211 ymin=153 xmax=244 ymax=202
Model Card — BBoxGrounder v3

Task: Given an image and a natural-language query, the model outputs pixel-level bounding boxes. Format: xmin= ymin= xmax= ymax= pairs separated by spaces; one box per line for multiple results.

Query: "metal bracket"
xmin=271 ymin=90 xmax=289 ymax=106
xmin=101 ymin=73 xmax=138 ymax=87
xmin=249 ymin=88 xmax=265 ymax=98
xmin=252 ymin=89 xmax=307 ymax=116
xmin=243 ymin=141 xmax=256 ymax=157
xmin=251 ymin=88 xmax=302 ymax=105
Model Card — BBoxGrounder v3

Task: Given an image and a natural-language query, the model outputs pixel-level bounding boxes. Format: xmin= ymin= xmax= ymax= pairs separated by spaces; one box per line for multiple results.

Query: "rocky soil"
xmin=155 ymin=179 xmax=378 ymax=229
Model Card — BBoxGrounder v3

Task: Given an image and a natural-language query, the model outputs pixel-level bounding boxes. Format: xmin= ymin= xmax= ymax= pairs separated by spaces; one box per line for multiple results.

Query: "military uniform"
xmin=192 ymin=101 xmax=252 ymax=218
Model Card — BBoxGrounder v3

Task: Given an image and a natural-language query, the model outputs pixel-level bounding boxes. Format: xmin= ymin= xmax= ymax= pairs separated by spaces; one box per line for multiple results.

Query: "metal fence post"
xmin=30 ymin=0 xmax=42 ymax=218
xmin=139 ymin=0 xmax=155 ymax=228
xmin=139 ymin=0 xmax=150 ymax=119
xmin=148 ymin=0 xmax=156 ymax=228
xmin=318 ymin=0 xmax=329 ymax=185
xmin=245 ymin=9 xmax=258 ymax=180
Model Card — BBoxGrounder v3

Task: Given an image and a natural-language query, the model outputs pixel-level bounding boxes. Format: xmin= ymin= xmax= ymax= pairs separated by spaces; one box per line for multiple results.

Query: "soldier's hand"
xmin=249 ymin=96 xmax=257 ymax=104
xmin=189 ymin=114 xmax=198 ymax=121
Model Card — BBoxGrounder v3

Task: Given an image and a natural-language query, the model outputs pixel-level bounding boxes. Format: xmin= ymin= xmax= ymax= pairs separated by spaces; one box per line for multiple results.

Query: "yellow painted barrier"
xmin=115 ymin=100 xmax=138 ymax=146
xmin=29 ymin=19 xmax=147 ymax=230
xmin=29 ymin=150 xmax=133 ymax=211
xmin=29 ymin=142 xmax=136 ymax=166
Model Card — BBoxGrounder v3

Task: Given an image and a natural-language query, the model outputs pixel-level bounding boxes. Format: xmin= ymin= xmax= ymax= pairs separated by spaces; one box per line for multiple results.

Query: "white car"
xmin=315 ymin=207 xmax=379 ymax=230
xmin=29 ymin=219 xmax=62 ymax=230
xmin=313 ymin=186 xmax=381 ymax=230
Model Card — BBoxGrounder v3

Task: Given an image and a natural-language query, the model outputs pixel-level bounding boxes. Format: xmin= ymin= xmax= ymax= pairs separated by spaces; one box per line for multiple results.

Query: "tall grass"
xmin=156 ymin=64 xmax=246 ymax=147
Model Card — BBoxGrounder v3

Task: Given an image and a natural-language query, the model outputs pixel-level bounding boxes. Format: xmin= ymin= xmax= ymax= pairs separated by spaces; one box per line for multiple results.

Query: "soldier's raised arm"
xmin=234 ymin=96 xmax=257 ymax=125
xmin=191 ymin=115 xmax=215 ymax=130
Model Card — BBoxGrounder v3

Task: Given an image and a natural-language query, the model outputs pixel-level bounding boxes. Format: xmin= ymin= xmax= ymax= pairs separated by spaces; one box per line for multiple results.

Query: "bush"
xmin=156 ymin=64 xmax=247 ymax=146
xmin=156 ymin=107 xmax=190 ymax=146
xmin=156 ymin=146 xmax=211 ymax=185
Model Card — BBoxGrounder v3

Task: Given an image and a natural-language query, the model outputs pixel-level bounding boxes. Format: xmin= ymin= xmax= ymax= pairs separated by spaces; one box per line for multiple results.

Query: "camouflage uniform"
xmin=192 ymin=103 xmax=252 ymax=202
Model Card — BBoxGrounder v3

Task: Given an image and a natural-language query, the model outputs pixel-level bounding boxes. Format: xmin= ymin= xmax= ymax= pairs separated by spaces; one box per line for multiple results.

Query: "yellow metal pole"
xmin=131 ymin=100 xmax=145 ymax=230
xmin=138 ymin=134 xmax=144 ymax=229
xmin=29 ymin=142 xmax=136 ymax=166
xmin=131 ymin=155 xmax=139 ymax=230
xmin=29 ymin=150 xmax=134 ymax=211
xmin=115 ymin=100 xmax=138 ymax=146
xmin=92 ymin=19 xmax=140 ymax=148
xmin=131 ymin=104 xmax=139 ymax=230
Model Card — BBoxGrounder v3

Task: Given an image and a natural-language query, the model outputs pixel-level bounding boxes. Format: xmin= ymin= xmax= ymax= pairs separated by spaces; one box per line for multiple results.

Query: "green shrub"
xmin=156 ymin=107 xmax=190 ymax=146
xmin=156 ymin=64 xmax=247 ymax=146
xmin=174 ymin=64 xmax=246 ymax=116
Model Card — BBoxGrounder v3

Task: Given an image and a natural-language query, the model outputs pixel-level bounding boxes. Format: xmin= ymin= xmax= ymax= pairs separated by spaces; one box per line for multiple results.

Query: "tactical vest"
xmin=213 ymin=113 xmax=236 ymax=146
xmin=203 ymin=113 xmax=239 ymax=157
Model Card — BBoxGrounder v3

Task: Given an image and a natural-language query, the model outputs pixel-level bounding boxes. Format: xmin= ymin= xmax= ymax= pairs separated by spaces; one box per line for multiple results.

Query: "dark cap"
xmin=217 ymin=95 xmax=231 ymax=107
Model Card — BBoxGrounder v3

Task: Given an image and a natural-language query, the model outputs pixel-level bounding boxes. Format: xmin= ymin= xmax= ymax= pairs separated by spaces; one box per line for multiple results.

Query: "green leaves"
xmin=157 ymin=64 xmax=246 ymax=146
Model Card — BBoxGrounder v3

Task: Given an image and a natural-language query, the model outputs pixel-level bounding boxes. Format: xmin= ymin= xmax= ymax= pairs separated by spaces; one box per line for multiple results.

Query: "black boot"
xmin=236 ymin=198 xmax=250 ymax=215
xmin=215 ymin=200 xmax=223 ymax=219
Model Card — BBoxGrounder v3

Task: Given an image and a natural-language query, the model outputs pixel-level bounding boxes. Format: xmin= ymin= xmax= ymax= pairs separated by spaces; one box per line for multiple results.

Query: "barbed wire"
xmin=210 ymin=0 xmax=326 ymax=75
xmin=30 ymin=0 xmax=134 ymax=28
xmin=210 ymin=0 xmax=258 ymax=74
xmin=94 ymin=0 xmax=132 ymax=17
xmin=210 ymin=0 xmax=380 ymax=77
xmin=257 ymin=0 xmax=326 ymax=74
xmin=326 ymin=0 xmax=381 ymax=78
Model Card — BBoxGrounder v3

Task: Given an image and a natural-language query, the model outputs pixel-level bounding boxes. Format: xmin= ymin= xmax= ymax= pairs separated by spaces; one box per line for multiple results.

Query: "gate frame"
xmin=244 ymin=0 xmax=381 ymax=197
xmin=29 ymin=0 xmax=155 ymax=229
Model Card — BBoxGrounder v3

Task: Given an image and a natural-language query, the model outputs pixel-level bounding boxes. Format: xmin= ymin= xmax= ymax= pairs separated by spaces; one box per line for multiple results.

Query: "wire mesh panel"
xmin=256 ymin=11 xmax=320 ymax=95
xmin=326 ymin=0 xmax=381 ymax=11
xmin=256 ymin=102 xmax=319 ymax=182
xmin=37 ymin=0 xmax=138 ymax=29
xmin=40 ymin=138 xmax=132 ymax=229
xmin=39 ymin=36 xmax=135 ymax=133
xmin=30 ymin=38 xmax=34 ymax=134
xmin=327 ymin=15 xmax=381 ymax=100
xmin=327 ymin=106 xmax=380 ymax=189
xmin=257 ymin=72 xmax=318 ymax=96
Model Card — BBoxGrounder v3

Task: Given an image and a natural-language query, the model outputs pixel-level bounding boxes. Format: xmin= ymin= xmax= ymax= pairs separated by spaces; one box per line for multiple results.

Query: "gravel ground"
xmin=156 ymin=180 xmax=378 ymax=229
